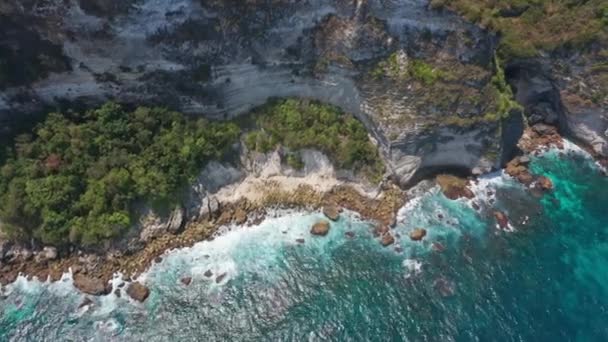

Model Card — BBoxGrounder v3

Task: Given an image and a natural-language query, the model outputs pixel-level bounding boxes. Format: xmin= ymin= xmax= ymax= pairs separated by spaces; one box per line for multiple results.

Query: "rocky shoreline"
xmin=0 ymin=180 xmax=405 ymax=300
xmin=0 ymin=123 xmax=599 ymax=302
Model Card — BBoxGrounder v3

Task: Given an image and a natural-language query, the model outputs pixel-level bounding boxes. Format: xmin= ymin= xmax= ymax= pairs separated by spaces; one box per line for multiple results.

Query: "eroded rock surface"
xmin=0 ymin=0 xmax=516 ymax=184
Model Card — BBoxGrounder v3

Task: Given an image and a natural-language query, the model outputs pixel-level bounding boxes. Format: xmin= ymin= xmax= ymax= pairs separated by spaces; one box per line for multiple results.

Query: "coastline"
xmin=0 ymin=123 xmax=602 ymax=301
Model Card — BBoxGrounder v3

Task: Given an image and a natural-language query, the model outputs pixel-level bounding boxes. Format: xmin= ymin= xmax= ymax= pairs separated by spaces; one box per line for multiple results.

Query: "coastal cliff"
xmin=0 ymin=0 xmax=524 ymax=185
xmin=0 ymin=0 xmax=606 ymax=295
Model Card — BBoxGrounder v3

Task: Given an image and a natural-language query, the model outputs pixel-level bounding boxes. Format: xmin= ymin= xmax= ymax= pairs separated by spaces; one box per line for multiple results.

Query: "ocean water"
xmin=1 ymin=145 xmax=607 ymax=341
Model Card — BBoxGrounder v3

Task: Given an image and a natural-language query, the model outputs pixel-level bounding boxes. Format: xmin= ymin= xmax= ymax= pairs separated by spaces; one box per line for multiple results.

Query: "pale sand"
xmin=214 ymin=151 xmax=378 ymax=203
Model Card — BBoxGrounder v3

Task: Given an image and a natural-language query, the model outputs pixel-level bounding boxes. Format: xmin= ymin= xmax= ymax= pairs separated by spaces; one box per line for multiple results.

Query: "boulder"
xmin=310 ymin=221 xmax=330 ymax=236
xmin=409 ymin=228 xmax=427 ymax=241
xmin=295 ymin=238 xmax=305 ymax=244
xmin=345 ymin=231 xmax=355 ymax=238
xmin=537 ymin=176 xmax=553 ymax=190
xmin=493 ymin=211 xmax=509 ymax=229
xmin=73 ymin=274 xmax=111 ymax=296
xmin=381 ymin=233 xmax=395 ymax=246
xmin=436 ymin=175 xmax=474 ymax=200
xmin=322 ymin=204 xmax=341 ymax=221
xmin=126 ymin=282 xmax=150 ymax=302
xmin=215 ymin=273 xmax=227 ymax=284
xmin=181 ymin=277 xmax=192 ymax=286
xmin=204 ymin=270 xmax=213 ymax=278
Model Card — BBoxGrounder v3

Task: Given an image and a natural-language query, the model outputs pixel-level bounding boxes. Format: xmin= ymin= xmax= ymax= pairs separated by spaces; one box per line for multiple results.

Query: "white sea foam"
xmin=402 ymin=259 xmax=422 ymax=278
xmin=139 ymin=209 xmax=372 ymax=290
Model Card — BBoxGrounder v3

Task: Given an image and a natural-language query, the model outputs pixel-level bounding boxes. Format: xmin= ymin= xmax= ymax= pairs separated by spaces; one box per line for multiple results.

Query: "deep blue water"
xmin=1 ymin=145 xmax=607 ymax=341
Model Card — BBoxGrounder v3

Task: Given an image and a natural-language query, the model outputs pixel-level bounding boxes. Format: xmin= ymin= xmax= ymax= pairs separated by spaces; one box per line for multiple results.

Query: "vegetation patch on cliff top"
xmin=0 ymin=103 xmax=239 ymax=246
xmin=244 ymin=98 xmax=385 ymax=183
xmin=431 ymin=0 xmax=608 ymax=59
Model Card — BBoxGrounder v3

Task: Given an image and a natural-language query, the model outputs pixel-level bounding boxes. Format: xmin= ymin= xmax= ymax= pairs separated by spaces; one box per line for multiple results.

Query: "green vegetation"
xmin=244 ymin=99 xmax=385 ymax=183
xmin=431 ymin=0 xmax=608 ymax=59
xmin=371 ymin=52 xmax=453 ymax=85
xmin=0 ymin=103 xmax=239 ymax=246
xmin=444 ymin=56 xmax=522 ymax=126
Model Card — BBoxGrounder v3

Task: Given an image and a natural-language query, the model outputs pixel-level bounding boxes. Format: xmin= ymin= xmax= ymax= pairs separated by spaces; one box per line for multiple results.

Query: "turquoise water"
xmin=1 ymin=146 xmax=607 ymax=341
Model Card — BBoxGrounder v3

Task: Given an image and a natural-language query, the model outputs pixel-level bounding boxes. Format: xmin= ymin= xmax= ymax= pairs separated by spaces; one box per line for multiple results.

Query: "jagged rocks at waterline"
xmin=409 ymin=229 xmax=427 ymax=241
xmin=374 ymin=224 xmax=389 ymax=237
xmin=381 ymin=233 xmax=395 ymax=247
xmin=493 ymin=211 xmax=509 ymax=230
xmin=537 ymin=176 xmax=554 ymax=191
xmin=311 ymin=221 xmax=331 ymax=236
xmin=73 ymin=274 xmax=111 ymax=296
xmin=181 ymin=277 xmax=192 ymax=286
xmin=322 ymin=204 xmax=341 ymax=221
xmin=127 ymin=282 xmax=150 ymax=302
xmin=436 ymin=175 xmax=474 ymax=200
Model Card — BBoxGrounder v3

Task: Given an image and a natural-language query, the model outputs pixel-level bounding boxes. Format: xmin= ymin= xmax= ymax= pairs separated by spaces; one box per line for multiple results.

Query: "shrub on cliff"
xmin=0 ymin=103 xmax=239 ymax=246
xmin=431 ymin=0 xmax=607 ymax=60
xmin=244 ymin=99 xmax=385 ymax=183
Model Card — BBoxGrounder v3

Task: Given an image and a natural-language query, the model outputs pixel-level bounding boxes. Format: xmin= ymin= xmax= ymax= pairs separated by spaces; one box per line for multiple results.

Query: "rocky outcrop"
xmin=139 ymin=207 xmax=185 ymax=242
xmin=505 ymin=48 xmax=607 ymax=159
xmin=311 ymin=221 xmax=330 ymax=236
xmin=409 ymin=228 xmax=427 ymax=241
xmin=536 ymin=176 xmax=553 ymax=191
xmin=322 ymin=204 xmax=341 ymax=221
xmin=436 ymin=175 xmax=474 ymax=200
xmin=73 ymin=274 xmax=111 ymax=296
xmin=0 ymin=0 xmax=517 ymax=185
xmin=126 ymin=282 xmax=150 ymax=302
xmin=493 ymin=211 xmax=509 ymax=230
xmin=180 ymin=277 xmax=192 ymax=286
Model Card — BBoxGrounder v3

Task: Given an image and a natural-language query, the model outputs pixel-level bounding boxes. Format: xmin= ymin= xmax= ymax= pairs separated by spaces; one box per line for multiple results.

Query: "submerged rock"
xmin=322 ymin=204 xmax=341 ymax=221
xmin=537 ymin=176 xmax=554 ymax=191
xmin=126 ymin=282 xmax=150 ymax=302
xmin=78 ymin=297 xmax=94 ymax=309
xmin=311 ymin=221 xmax=330 ymax=236
xmin=181 ymin=277 xmax=192 ymax=286
xmin=493 ymin=211 xmax=509 ymax=229
xmin=215 ymin=273 xmax=227 ymax=284
xmin=409 ymin=229 xmax=427 ymax=241
xmin=73 ymin=274 xmax=111 ymax=296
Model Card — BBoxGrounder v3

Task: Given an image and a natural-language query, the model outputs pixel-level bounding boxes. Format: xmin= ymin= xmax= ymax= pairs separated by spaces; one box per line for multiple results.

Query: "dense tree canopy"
xmin=0 ymin=103 xmax=239 ymax=246
xmin=244 ymin=99 xmax=385 ymax=182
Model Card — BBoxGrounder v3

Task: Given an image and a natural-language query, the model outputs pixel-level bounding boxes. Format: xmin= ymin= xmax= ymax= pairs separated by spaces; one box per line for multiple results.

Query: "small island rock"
xmin=537 ymin=176 xmax=553 ymax=190
xmin=311 ymin=221 xmax=330 ymax=236
xmin=493 ymin=211 xmax=509 ymax=229
xmin=409 ymin=228 xmax=427 ymax=241
xmin=126 ymin=282 xmax=150 ymax=302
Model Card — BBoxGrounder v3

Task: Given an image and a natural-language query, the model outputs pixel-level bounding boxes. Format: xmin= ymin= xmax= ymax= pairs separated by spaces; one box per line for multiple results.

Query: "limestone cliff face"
xmin=506 ymin=46 xmax=608 ymax=158
xmin=1 ymin=0 xmax=522 ymax=183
